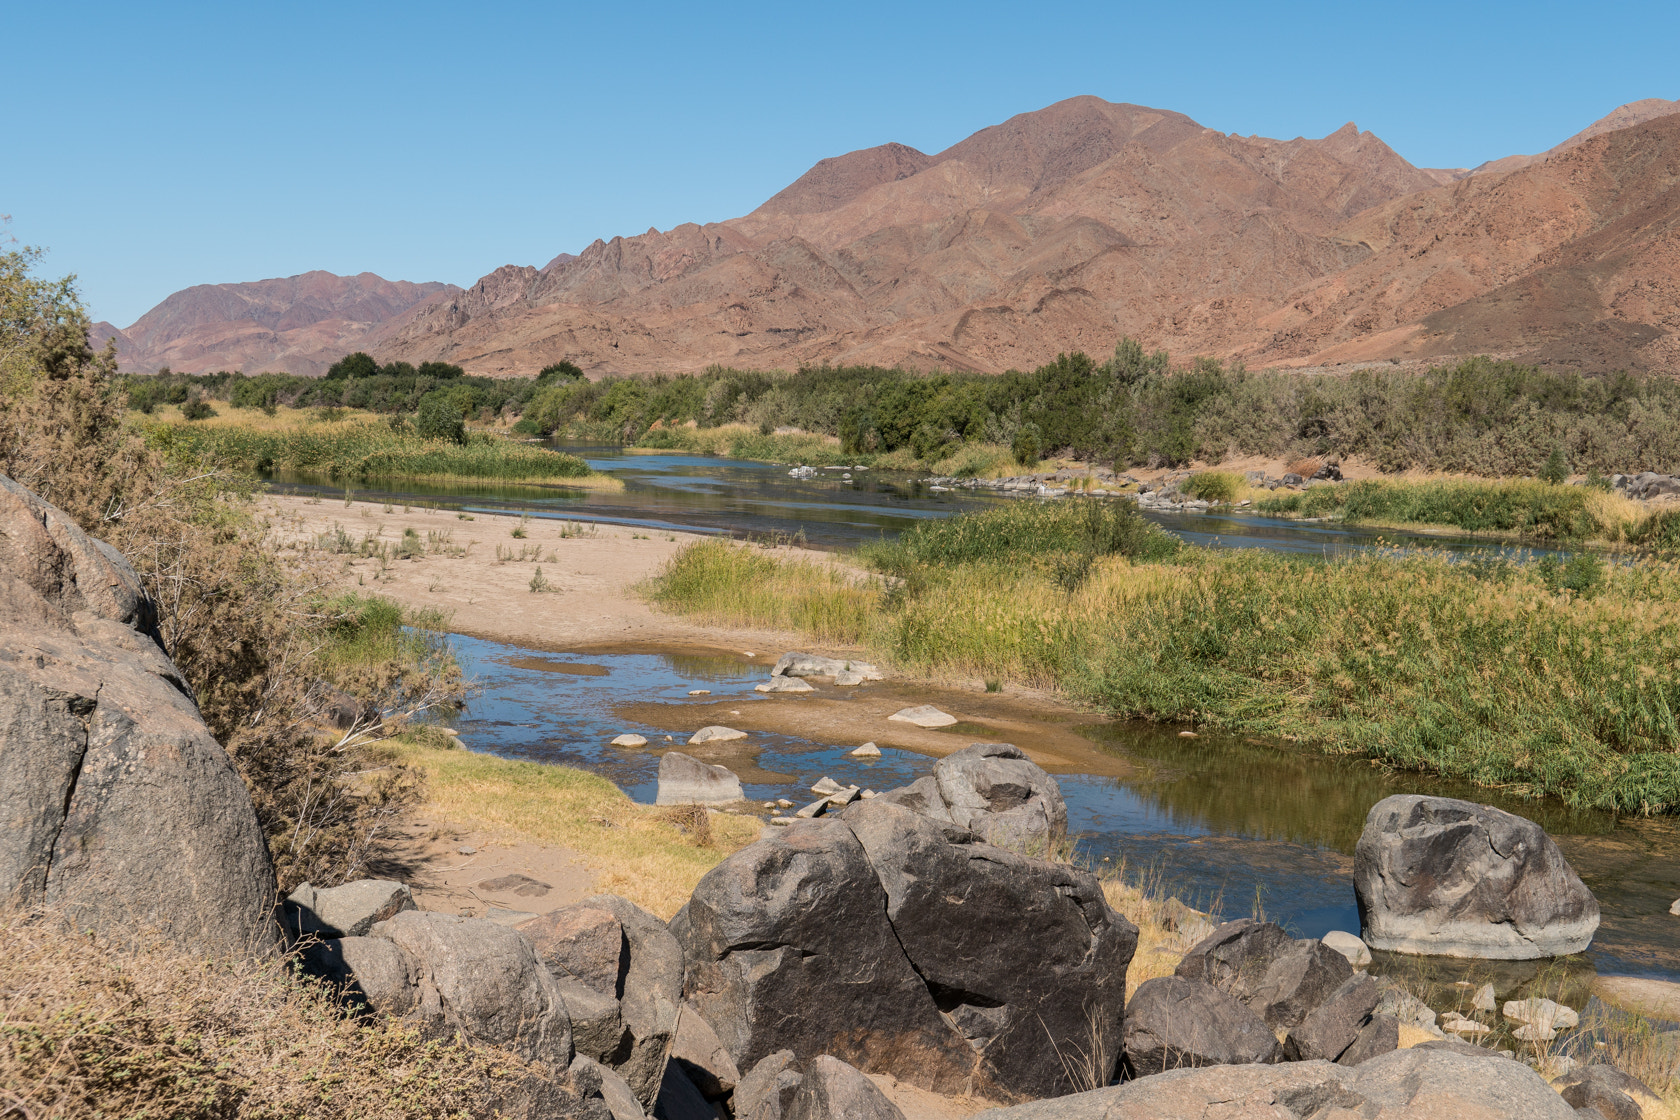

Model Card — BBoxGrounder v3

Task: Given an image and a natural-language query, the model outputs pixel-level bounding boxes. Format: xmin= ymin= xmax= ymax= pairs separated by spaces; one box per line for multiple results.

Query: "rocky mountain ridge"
xmin=109 ymin=95 xmax=1680 ymax=377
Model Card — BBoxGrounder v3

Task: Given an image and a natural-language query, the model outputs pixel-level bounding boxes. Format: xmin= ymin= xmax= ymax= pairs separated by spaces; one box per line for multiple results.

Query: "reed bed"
xmin=149 ymin=420 xmax=604 ymax=485
xmin=651 ymin=502 xmax=1680 ymax=814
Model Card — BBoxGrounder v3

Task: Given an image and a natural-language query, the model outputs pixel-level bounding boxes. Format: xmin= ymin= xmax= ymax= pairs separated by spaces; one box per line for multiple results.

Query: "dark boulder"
xmin=1123 ymin=976 xmax=1283 ymax=1074
xmin=520 ymin=904 xmax=626 ymax=993
xmin=1174 ymin=919 xmax=1294 ymax=998
xmin=1336 ymin=1013 xmax=1399 ymax=1067
xmin=1355 ymin=794 xmax=1600 ymax=958
xmin=1556 ymin=1065 xmax=1654 ymax=1120
xmin=734 ymin=1050 xmax=802 ymax=1120
xmin=670 ymin=1002 xmax=739 ymax=1100
xmin=0 ymin=475 xmax=275 ymax=951
xmin=842 ymin=798 xmax=1135 ymax=1099
xmin=1283 ymin=972 xmax=1379 ymax=1061
xmin=676 ymin=817 xmax=977 ymax=1094
xmin=1246 ymin=939 xmax=1356 ymax=1029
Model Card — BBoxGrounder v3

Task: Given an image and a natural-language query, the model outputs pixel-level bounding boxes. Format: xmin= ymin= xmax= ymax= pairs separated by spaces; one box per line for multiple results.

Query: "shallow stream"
xmin=262 ymin=444 xmax=1678 ymax=987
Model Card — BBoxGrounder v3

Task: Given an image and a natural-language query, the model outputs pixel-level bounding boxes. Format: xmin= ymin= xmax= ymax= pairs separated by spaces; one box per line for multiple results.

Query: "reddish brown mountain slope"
xmin=111 ymin=271 xmax=455 ymax=375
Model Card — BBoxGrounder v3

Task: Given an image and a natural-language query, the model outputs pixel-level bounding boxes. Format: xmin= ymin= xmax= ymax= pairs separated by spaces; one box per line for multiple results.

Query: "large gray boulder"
xmin=1354 ymin=794 xmax=1600 ymax=958
xmin=676 ymin=817 xmax=978 ymax=1095
xmin=784 ymin=1055 xmax=906 ymax=1120
xmin=656 ymin=751 xmax=742 ymax=805
xmin=522 ymin=895 xmax=685 ymax=1110
xmin=972 ymin=1047 xmax=1575 ymax=1119
xmin=933 ymin=742 xmax=1067 ymax=849
xmin=734 ymin=1050 xmax=802 ymax=1120
xmin=1123 ymin=976 xmax=1282 ymax=1074
xmin=0 ymin=475 xmax=275 ymax=951
xmin=284 ymin=878 xmax=415 ymax=938
xmin=1282 ymin=973 xmax=1380 ymax=1062
xmin=771 ymin=652 xmax=883 ymax=681
xmin=1245 ymin=939 xmax=1356 ymax=1029
xmin=1174 ymin=919 xmax=1294 ymax=998
xmin=842 ymin=798 xmax=1134 ymax=1099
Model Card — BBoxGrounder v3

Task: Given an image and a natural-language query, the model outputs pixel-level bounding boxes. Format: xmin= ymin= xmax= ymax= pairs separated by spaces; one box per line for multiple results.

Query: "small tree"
xmin=415 ymin=390 xmax=466 ymax=444
xmin=1539 ymin=446 xmax=1569 ymax=485
xmin=1012 ymin=422 xmax=1043 ymax=467
xmin=537 ymin=360 xmax=584 ymax=384
xmin=326 ymin=351 xmax=378 ymax=380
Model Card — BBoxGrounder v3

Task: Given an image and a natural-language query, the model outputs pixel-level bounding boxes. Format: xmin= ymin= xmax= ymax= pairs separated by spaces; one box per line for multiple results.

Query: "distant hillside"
xmin=114 ymin=95 xmax=1679 ymax=377
xmin=107 ymin=271 xmax=456 ymax=375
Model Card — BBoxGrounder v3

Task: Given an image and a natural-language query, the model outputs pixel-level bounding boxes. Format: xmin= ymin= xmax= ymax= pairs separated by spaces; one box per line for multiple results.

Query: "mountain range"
xmin=97 ymin=95 xmax=1680 ymax=377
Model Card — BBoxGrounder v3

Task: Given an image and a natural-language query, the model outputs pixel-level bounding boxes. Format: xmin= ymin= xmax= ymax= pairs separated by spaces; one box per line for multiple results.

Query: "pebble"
xmin=1178 ymin=730 xmax=1198 ymax=739
xmin=770 ymin=817 xmax=795 ymax=826
xmin=811 ymin=777 xmax=844 ymax=795
xmin=458 ymin=846 xmax=477 ymax=855
xmin=688 ymin=689 xmax=711 ymax=696
xmin=861 ymin=789 xmax=876 ymax=798
xmin=610 ymin=733 xmax=648 ymax=747
xmin=763 ymin=802 xmax=777 ymax=809
xmin=776 ymin=799 xmax=794 ymax=809
xmin=689 ymin=725 xmax=748 ymax=744
xmin=850 ymin=742 xmax=882 ymax=757
xmin=1670 ymin=897 xmax=1680 ymax=916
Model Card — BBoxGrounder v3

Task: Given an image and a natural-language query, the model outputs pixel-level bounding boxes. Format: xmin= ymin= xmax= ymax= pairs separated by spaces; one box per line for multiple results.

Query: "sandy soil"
xmin=369 ymin=814 xmax=598 ymax=920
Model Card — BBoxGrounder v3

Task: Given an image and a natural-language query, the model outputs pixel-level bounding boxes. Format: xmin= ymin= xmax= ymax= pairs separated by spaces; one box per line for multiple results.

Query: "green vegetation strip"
xmin=1259 ymin=478 xmax=1625 ymax=539
xmin=652 ymin=502 xmax=1680 ymax=815
xmin=148 ymin=420 xmax=595 ymax=483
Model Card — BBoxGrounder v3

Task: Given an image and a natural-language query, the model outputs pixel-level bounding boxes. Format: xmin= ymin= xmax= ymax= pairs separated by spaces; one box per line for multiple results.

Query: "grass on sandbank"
xmin=389 ymin=736 xmax=761 ymax=918
xmin=1258 ymin=477 xmax=1648 ymax=542
xmin=146 ymin=411 xmax=618 ymax=488
xmin=650 ymin=501 xmax=1680 ymax=814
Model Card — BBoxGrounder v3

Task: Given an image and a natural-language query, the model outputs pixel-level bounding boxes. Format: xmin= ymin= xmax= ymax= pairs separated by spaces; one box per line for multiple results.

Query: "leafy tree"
xmin=180 ymin=397 xmax=217 ymax=420
xmin=326 ymin=351 xmax=378 ymax=380
xmin=1012 ymin=422 xmax=1043 ymax=466
xmin=417 ymin=360 xmax=464 ymax=380
xmin=1539 ymin=446 xmax=1569 ymax=485
xmin=415 ymin=388 xmax=467 ymax=443
xmin=537 ymin=360 xmax=585 ymax=384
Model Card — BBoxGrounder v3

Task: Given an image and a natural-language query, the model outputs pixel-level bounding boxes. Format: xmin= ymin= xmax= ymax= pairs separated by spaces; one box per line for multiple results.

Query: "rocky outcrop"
xmin=675 ymin=795 xmax=1135 ymax=1102
xmin=872 ymin=743 xmax=1068 ymax=851
xmin=971 ymin=1047 xmax=1577 ymax=1119
xmin=1354 ymin=794 xmax=1600 ymax=958
xmin=0 ymin=475 xmax=275 ymax=951
xmin=655 ymin=751 xmax=743 ymax=805
xmin=770 ymin=652 xmax=883 ymax=681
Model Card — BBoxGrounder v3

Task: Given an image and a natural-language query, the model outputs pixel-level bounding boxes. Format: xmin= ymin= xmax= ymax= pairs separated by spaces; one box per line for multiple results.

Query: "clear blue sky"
xmin=4 ymin=0 xmax=1675 ymax=327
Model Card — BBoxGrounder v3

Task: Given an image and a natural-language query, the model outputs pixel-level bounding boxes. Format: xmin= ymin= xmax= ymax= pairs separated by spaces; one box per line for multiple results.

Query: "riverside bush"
xmin=1259 ymin=478 xmax=1623 ymax=539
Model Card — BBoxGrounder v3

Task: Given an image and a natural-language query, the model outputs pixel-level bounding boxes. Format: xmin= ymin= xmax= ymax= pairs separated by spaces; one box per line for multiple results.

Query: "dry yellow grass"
xmin=390 ymin=739 xmax=761 ymax=918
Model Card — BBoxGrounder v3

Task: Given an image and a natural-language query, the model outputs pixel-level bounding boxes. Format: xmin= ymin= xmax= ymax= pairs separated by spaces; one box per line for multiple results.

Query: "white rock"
xmin=850 ymin=742 xmax=882 ymax=758
xmin=861 ymin=790 xmax=876 ymax=799
xmin=811 ymin=777 xmax=844 ymax=795
xmin=1472 ymin=983 xmax=1496 ymax=1013
xmin=755 ymin=676 xmax=814 ymax=693
xmin=770 ymin=817 xmax=794 ymax=826
xmin=1321 ymin=930 xmax=1372 ymax=966
xmin=689 ymin=725 xmax=747 ymax=744
xmin=771 ymin=652 xmax=884 ymax=681
xmin=776 ymin=799 xmax=794 ymax=809
xmin=826 ymin=787 xmax=861 ymax=808
xmin=688 ymin=689 xmax=711 ymax=696
xmin=1670 ymin=897 xmax=1680 ymax=916
xmin=656 ymin=752 xmax=743 ymax=806
xmin=1502 ymin=997 xmax=1577 ymax=1031
xmin=763 ymin=802 xmax=777 ymax=809
xmin=611 ymin=733 xmax=648 ymax=747
xmin=888 ymin=705 xmax=958 ymax=728
xmin=834 ymin=671 xmax=865 ymax=686
xmin=1512 ymin=1023 xmax=1557 ymax=1042
xmin=794 ymin=799 xmax=827 ymax=819
xmin=1442 ymin=1017 xmax=1493 ymax=1035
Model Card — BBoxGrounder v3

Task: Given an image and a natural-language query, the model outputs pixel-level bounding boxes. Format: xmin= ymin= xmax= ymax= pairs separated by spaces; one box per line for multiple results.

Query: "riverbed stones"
xmin=771 ymin=652 xmax=883 ymax=681
xmin=888 ymin=704 xmax=958 ymax=728
xmin=931 ymin=741 xmax=1068 ymax=849
xmin=841 ymin=798 xmax=1135 ymax=1098
xmin=1123 ymin=976 xmax=1283 ymax=1074
xmin=676 ymin=816 xmax=977 ymax=1094
xmin=612 ymin=733 xmax=649 ymax=747
xmin=1321 ymin=930 xmax=1372 ymax=967
xmin=688 ymin=725 xmax=747 ymax=744
xmin=0 ymin=475 xmax=276 ymax=952
xmin=1503 ymin=996 xmax=1579 ymax=1031
xmin=1354 ymin=794 xmax=1600 ymax=958
xmin=656 ymin=751 xmax=743 ymax=805
xmin=850 ymin=742 xmax=881 ymax=757
xmin=285 ymin=878 xmax=415 ymax=939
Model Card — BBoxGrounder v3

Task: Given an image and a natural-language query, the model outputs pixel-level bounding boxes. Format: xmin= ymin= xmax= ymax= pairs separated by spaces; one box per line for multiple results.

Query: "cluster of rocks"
xmin=920 ymin=467 xmax=1130 ymax=499
xmin=787 ymin=465 xmax=866 ymax=481
xmin=1612 ymin=471 xmax=1680 ymax=500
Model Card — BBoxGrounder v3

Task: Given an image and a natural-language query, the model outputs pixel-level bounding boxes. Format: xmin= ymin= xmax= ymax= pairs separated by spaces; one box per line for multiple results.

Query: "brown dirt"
xmin=370 ymin=814 xmax=597 ymax=919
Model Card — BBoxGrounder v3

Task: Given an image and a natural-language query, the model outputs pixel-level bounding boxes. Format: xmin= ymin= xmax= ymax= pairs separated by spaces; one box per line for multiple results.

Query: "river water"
xmin=264 ymin=444 xmax=1680 ymax=987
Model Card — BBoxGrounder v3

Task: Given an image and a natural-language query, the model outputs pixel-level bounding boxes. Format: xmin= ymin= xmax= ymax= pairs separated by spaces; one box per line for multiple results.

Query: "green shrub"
xmin=1012 ymin=422 xmax=1043 ymax=466
xmin=1539 ymin=446 xmax=1569 ymax=484
xmin=180 ymin=398 xmax=216 ymax=421
xmin=1183 ymin=471 xmax=1240 ymax=503
xmin=1259 ymin=479 xmax=1606 ymax=538
xmin=863 ymin=500 xmax=1181 ymax=576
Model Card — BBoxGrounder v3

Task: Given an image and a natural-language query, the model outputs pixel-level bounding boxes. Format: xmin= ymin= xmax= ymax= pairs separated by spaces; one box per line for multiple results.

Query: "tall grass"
xmin=1258 ymin=478 xmax=1644 ymax=540
xmin=647 ymin=539 xmax=878 ymax=644
xmin=650 ymin=512 xmax=1680 ymax=814
xmin=862 ymin=500 xmax=1182 ymax=574
xmin=148 ymin=420 xmax=603 ymax=485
